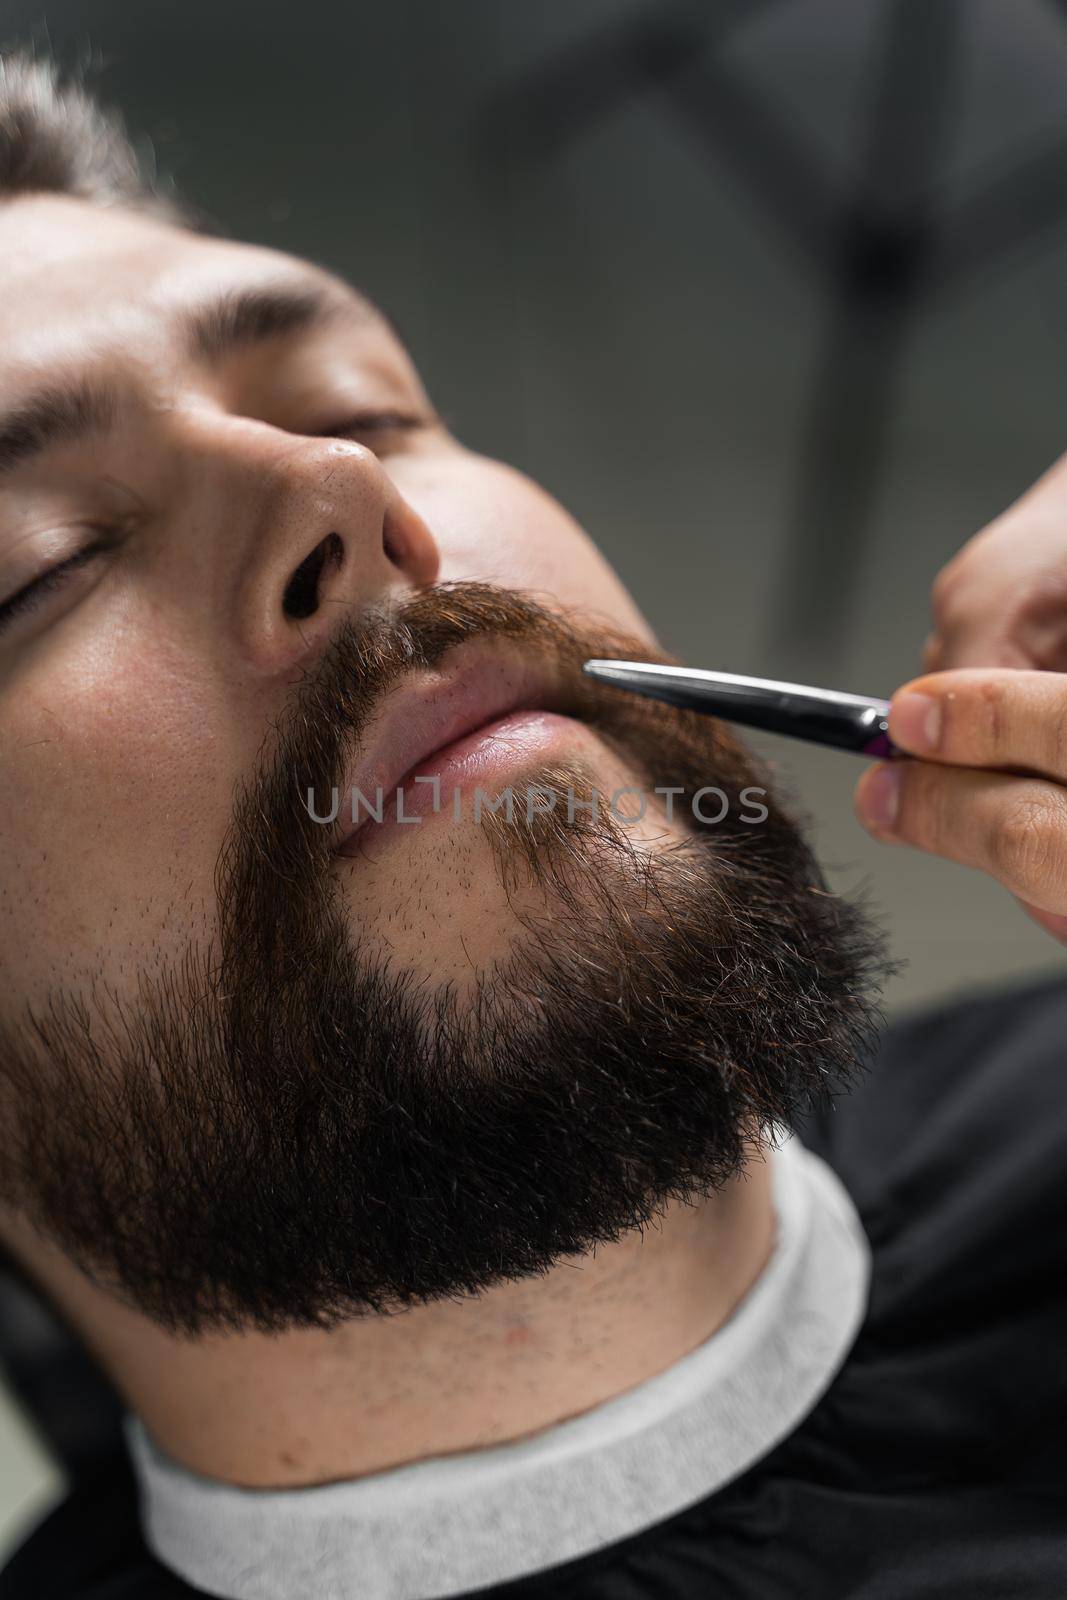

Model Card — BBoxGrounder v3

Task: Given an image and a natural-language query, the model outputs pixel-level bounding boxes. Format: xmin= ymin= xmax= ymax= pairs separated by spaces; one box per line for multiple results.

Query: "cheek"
xmin=397 ymin=452 xmax=656 ymax=645
xmin=0 ymin=631 xmax=241 ymax=1002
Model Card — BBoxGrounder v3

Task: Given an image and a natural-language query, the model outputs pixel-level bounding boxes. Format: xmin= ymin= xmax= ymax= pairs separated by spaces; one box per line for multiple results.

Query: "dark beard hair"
xmin=0 ymin=583 xmax=890 ymax=1334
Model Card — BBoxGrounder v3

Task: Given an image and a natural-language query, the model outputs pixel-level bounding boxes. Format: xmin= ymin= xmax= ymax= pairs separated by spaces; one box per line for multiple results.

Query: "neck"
xmin=6 ymin=1153 xmax=775 ymax=1489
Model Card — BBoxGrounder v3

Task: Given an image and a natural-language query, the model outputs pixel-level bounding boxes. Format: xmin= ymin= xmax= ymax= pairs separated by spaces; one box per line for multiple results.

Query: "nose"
xmin=235 ymin=437 xmax=440 ymax=674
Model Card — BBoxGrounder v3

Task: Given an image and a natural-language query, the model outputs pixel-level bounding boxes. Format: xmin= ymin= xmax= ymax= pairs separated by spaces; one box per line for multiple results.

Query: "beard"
xmin=0 ymin=583 xmax=888 ymax=1334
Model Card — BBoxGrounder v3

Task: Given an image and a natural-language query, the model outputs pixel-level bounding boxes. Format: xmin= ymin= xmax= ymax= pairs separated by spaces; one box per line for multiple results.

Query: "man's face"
xmin=0 ymin=197 xmax=883 ymax=1332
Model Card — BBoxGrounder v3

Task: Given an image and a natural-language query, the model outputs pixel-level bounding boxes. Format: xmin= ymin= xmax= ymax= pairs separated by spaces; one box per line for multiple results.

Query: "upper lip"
xmin=330 ymin=643 xmax=570 ymax=850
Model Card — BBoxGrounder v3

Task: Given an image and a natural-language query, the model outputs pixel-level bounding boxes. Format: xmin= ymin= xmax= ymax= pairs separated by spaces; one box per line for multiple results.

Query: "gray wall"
xmin=2 ymin=0 xmax=1067 ymax=1549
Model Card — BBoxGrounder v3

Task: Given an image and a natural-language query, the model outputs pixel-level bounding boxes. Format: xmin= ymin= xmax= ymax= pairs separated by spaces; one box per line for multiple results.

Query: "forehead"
xmin=0 ymin=194 xmax=398 ymax=399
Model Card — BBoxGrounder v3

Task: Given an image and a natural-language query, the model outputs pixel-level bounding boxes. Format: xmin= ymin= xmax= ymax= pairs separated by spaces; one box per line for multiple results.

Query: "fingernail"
xmin=857 ymin=764 xmax=901 ymax=833
xmin=891 ymin=691 xmax=942 ymax=753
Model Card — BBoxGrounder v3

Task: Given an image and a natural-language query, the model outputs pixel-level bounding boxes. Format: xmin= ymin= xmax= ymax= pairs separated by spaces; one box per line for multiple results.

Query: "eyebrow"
xmin=0 ymin=279 xmax=364 ymax=479
xmin=0 ymin=380 xmax=118 ymax=478
xmin=180 ymin=280 xmax=355 ymax=363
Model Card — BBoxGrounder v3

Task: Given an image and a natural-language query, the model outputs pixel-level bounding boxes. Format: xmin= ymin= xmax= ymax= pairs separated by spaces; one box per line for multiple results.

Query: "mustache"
xmin=214 ymin=582 xmax=675 ymax=985
xmin=240 ymin=582 xmax=684 ymax=853
xmin=214 ymin=581 xmax=754 ymax=980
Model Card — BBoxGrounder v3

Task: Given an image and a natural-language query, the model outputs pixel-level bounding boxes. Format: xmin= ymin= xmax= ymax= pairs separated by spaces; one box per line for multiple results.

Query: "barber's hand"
xmin=855 ymin=669 xmax=1067 ymax=944
xmin=854 ymin=451 xmax=1067 ymax=943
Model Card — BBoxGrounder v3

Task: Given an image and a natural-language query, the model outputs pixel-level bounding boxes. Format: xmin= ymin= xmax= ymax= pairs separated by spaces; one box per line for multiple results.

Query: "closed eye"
xmin=0 ymin=537 xmax=113 ymax=637
xmin=315 ymin=409 xmax=435 ymax=448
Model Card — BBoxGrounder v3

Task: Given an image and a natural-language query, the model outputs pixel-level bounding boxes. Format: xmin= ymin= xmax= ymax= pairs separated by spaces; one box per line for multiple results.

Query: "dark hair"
xmin=0 ymin=48 xmax=193 ymax=223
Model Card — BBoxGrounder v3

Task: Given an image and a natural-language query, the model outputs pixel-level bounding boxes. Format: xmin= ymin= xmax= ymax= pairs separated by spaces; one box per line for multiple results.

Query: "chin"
xmin=332 ymin=738 xmax=679 ymax=993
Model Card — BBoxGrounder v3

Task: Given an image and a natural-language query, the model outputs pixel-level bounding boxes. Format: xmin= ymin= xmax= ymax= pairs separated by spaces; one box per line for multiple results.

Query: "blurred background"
xmin=2 ymin=0 xmax=1067 ymax=1557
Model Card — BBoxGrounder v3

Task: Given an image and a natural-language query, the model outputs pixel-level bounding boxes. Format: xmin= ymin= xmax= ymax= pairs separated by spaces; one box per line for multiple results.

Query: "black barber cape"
xmin=3 ymin=974 xmax=1067 ymax=1599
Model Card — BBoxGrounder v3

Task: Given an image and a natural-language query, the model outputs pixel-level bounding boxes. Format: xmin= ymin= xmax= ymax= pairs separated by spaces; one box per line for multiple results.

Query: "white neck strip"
xmin=129 ymin=1134 xmax=870 ymax=1600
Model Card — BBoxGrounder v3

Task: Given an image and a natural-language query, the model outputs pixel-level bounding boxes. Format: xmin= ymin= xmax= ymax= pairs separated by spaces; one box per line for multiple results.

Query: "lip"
xmin=329 ymin=644 xmax=580 ymax=854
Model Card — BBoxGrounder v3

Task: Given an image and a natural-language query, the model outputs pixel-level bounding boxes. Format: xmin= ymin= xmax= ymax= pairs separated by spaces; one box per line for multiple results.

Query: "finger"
xmin=854 ymin=759 xmax=1067 ymax=914
xmin=886 ymin=668 xmax=1067 ymax=783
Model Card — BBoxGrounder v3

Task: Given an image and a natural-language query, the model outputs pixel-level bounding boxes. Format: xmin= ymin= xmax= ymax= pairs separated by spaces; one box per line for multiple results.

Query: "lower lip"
xmin=335 ymin=709 xmax=586 ymax=851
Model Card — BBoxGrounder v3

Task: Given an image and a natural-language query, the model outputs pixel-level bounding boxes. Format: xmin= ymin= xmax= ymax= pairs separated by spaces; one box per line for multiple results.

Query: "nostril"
xmin=282 ymin=532 xmax=344 ymax=620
